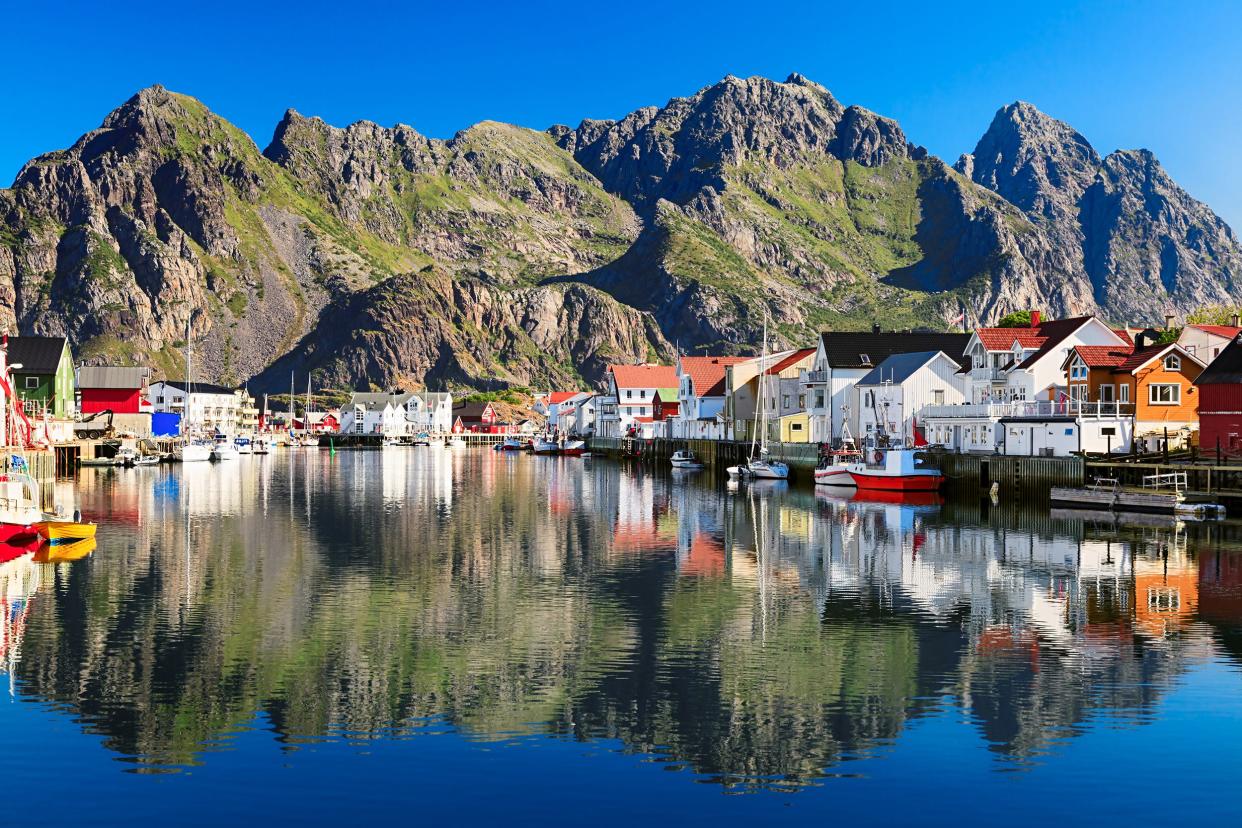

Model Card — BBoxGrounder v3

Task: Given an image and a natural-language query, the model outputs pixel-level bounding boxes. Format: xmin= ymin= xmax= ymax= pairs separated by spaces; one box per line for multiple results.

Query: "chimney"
xmin=1030 ymin=310 xmax=1041 ymax=328
xmin=871 ymin=323 xmax=881 ymax=334
xmin=1164 ymin=313 xmax=1174 ymax=330
xmin=1232 ymin=313 xmax=1240 ymax=328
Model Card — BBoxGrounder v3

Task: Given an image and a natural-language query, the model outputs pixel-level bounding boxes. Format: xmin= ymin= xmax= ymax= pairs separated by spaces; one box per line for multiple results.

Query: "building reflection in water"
xmin=4 ymin=453 xmax=1242 ymax=787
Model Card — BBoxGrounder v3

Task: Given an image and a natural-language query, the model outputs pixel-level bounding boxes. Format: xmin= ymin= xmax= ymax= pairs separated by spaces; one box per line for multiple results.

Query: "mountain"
xmin=2 ymin=77 xmax=1239 ymax=391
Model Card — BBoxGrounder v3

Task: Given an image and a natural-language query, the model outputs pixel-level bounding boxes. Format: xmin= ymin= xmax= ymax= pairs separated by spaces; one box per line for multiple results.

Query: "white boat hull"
xmin=212 ymin=446 xmax=240 ymax=461
xmin=814 ymin=465 xmax=856 ymax=486
xmin=174 ymin=444 xmax=212 ymax=463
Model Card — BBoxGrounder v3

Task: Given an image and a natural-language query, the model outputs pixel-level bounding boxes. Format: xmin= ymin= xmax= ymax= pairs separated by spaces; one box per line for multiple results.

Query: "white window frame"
xmin=1098 ymin=384 xmax=1115 ymax=403
xmin=1149 ymin=383 xmax=1180 ymax=405
xmin=1119 ymin=384 xmax=1130 ymax=403
xmin=1164 ymin=354 xmax=1181 ymax=371
xmin=24 ymin=376 xmax=38 ymax=390
xmin=1069 ymin=359 xmax=1087 ymax=381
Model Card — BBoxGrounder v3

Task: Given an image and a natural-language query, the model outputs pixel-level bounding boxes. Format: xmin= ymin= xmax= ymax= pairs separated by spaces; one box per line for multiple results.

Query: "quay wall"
xmin=589 ymin=437 xmax=1085 ymax=494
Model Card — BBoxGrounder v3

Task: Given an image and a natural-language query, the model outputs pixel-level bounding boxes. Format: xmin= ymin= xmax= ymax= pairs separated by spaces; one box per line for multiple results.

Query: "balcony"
xmin=970 ymin=366 xmax=1009 ymax=383
xmin=922 ymin=401 xmax=1134 ymax=420
xmin=802 ymin=369 xmax=827 ymax=385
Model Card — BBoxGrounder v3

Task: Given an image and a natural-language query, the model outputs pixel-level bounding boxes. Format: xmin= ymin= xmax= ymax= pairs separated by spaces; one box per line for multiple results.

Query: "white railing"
xmin=1142 ymin=472 xmax=1187 ymax=492
xmin=970 ymin=367 xmax=1008 ymax=382
xmin=922 ymin=401 xmax=1135 ymax=420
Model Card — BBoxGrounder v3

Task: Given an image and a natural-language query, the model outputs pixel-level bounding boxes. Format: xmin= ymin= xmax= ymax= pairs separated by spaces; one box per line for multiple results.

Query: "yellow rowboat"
xmin=34 ymin=537 xmax=97 ymax=563
xmin=35 ymin=520 xmax=97 ymax=543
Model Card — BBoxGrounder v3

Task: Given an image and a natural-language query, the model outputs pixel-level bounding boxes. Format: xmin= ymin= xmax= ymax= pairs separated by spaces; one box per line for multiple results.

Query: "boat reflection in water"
xmin=2 ymin=451 xmax=1242 ymax=808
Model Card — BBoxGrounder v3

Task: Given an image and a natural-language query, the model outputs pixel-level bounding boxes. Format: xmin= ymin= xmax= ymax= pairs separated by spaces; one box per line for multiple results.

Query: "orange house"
xmin=1064 ymin=340 xmax=1204 ymax=450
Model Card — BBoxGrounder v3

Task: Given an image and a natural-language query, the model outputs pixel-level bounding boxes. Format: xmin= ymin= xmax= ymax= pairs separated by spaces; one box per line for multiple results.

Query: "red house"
xmin=1192 ymin=335 xmax=1242 ymax=458
xmin=452 ymin=401 xmax=506 ymax=433
xmin=76 ymin=366 xmax=151 ymax=414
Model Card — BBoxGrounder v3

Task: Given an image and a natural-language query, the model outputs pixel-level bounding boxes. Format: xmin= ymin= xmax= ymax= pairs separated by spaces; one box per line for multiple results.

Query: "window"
xmin=626 ymin=389 xmax=633 ymax=399
xmin=1119 ymin=384 xmax=1130 ymax=403
xmin=859 ymin=353 xmax=871 ymax=366
xmin=24 ymin=376 xmax=38 ymax=389
xmin=932 ymin=389 xmax=945 ymax=405
xmin=1149 ymin=384 xmax=1180 ymax=404
xmin=1070 ymin=384 xmax=1087 ymax=401
xmin=782 ymin=395 xmax=790 ymax=408
xmin=625 ymin=406 xmax=632 ymax=416
xmin=813 ymin=391 xmax=824 ymax=408
xmin=864 ymin=390 xmax=874 ymax=408
xmin=1098 ymin=384 xmax=1114 ymax=403
xmin=1164 ymin=354 xmax=1181 ymax=371
xmin=1069 ymin=359 xmax=1087 ymax=380
xmin=798 ymin=394 xmax=805 ymax=408
xmin=792 ymin=423 xmax=803 ymax=432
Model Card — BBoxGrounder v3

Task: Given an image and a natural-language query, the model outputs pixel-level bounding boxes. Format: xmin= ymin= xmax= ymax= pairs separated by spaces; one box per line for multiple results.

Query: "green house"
xmin=8 ymin=335 xmax=75 ymax=417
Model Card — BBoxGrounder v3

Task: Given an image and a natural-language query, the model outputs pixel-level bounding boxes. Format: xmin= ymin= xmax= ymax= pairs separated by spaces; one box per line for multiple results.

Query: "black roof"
xmin=155 ymin=379 xmax=238 ymax=395
xmin=819 ymin=332 xmax=972 ymax=369
xmin=1194 ymin=335 xmax=1242 ymax=385
xmin=6 ymin=336 xmax=68 ymax=374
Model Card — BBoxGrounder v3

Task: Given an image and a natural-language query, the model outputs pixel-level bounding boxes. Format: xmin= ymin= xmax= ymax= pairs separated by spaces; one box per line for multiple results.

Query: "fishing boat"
xmin=727 ymin=313 xmax=789 ymax=481
xmin=670 ymin=449 xmax=703 ymax=469
xmin=35 ymin=518 xmax=97 ymax=544
xmin=234 ymin=436 xmax=253 ymax=454
xmin=0 ymin=472 xmax=43 ymax=544
xmin=132 ymin=453 xmax=160 ymax=467
xmin=559 ymin=439 xmax=587 ymax=457
xmin=115 ymin=447 xmax=138 ymax=467
xmin=532 ymin=438 xmax=560 ymax=455
xmin=79 ymin=455 xmax=118 ymax=467
xmin=412 ymin=433 xmax=433 ymax=447
xmin=814 ymin=420 xmax=862 ymax=487
xmin=211 ymin=436 xmax=240 ymax=461
xmin=174 ymin=441 xmax=212 ymax=462
xmin=846 ymin=446 xmax=943 ymax=492
xmin=497 ymin=437 xmax=525 ymax=452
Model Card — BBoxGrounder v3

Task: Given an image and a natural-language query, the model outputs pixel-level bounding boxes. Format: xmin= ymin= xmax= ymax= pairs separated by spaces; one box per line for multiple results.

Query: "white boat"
xmin=234 ymin=437 xmax=253 ymax=454
xmin=211 ymin=438 xmax=240 ymax=461
xmin=448 ymin=436 xmax=467 ymax=448
xmin=383 ymin=436 xmax=403 ymax=448
xmin=729 ymin=313 xmax=789 ymax=481
xmin=814 ymin=421 xmax=861 ymax=486
xmin=174 ymin=441 xmax=212 ymax=463
xmin=670 ymin=449 xmax=703 ymax=469
xmin=532 ymin=438 xmax=559 ymax=455
xmin=497 ymin=437 xmax=525 ymax=452
xmin=846 ymin=446 xmax=943 ymax=492
xmin=253 ymin=436 xmax=270 ymax=455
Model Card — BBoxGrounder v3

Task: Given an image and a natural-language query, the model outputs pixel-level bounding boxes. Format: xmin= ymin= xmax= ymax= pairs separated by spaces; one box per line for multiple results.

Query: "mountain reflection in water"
xmin=2 ymin=450 xmax=1241 ymax=793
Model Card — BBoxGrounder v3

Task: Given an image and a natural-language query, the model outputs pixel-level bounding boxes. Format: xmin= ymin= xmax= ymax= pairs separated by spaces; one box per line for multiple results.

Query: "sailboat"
xmin=727 ymin=312 xmax=789 ymax=480
xmin=173 ymin=327 xmax=212 ymax=462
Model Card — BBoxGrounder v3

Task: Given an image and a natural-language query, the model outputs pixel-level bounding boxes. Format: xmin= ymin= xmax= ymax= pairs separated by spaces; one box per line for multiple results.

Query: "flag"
xmin=949 ymin=312 xmax=966 ymax=327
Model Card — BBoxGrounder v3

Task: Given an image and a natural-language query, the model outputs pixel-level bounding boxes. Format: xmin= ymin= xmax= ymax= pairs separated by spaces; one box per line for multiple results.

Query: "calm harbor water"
xmin=3 ymin=449 xmax=1242 ymax=825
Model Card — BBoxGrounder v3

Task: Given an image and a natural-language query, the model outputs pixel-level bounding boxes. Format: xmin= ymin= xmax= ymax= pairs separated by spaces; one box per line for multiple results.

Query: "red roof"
xmin=763 ymin=348 xmax=817 ymax=376
xmin=632 ymin=416 xmax=655 ymax=423
xmin=610 ymin=364 xmax=679 ymax=390
xmin=1111 ymin=343 xmax=1201 ymax=374
xmin=680 ymin=356 xmax=749 ymax=398
xmin=1015 ymin=317 xmax=1100 ymax=369
xmin=547 ymin=391 xmax=582 ymax=404
xmin=975 ymin=327 xmax=1048 ymax=351
xmin=1069 ymin=344 xmax=1133 ymax=368
xmin=1112 ymin=329 xmax=1135 ymax=345
xmin=1191 ymin=325 xmax=1242 ymax=339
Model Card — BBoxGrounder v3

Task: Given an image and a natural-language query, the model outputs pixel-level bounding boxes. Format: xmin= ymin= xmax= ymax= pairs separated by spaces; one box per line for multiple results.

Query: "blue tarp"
xmin=152 ymin=411 xmax=181 ymax=437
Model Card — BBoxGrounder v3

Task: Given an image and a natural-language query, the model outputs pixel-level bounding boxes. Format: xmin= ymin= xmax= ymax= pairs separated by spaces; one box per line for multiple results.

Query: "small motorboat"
xmin=234 ymin=436 xmax=254 ymax=455
xmin=498 ymin=437 xmax=525 ymax=452
xmin=814 ymin=449 xmax=861 ymax=487
xmin=448 ymin=436 xmax=467 ymax=448
xmin=253 ymin=436 xmax=270 ymax=455
xmin=670 ymin=449 xmax=703 ymax=469
xmin=174 ymin=441 xmax=212 ymax=462
xmin=532 ymin=438 xmax=560 ymax=455
xmin=559 ymin=440 xmax=587 ymax=457
xmin=211 ymin=437 xmax=240 ymax=461
xmin=36 ymin=518 xmax=97 ymax=544
xmin=79 ymin=456 xmax=118 ymax=467
xmin=132 ymin=454 xmax=160 ymax=466
xmin=382 ymin=436 xmax=403 ymax=449
xmin=115 ymin=447 xmax=139 ymax=467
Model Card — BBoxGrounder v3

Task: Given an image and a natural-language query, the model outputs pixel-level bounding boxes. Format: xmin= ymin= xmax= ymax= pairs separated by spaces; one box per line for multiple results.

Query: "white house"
xmin=922 ymin=314 xmax=1133 ymax=455
xmin=672 ymin=356 xmax=749 ymax=440
xmin=339 ymin=391 xmax=454 ymax=436
xmin=852 ymin=351 xmax=966 ymax=444
xmin=802 ymin=330 xmax=972 ymax=444
xmin=558 ymin=394 xmax=598 ymax=436
xmin=1177 ymin=320 xmax=1242 ymax=365
xmin=149 ymin=380 xmax=245 ymax=433
xmin=414 ymin=391 xmax=454 ymax=434
xmin=546 ymin=392 xmax=591 ymax=431
xmin=596 ymin=364 xmax=679 ymax=438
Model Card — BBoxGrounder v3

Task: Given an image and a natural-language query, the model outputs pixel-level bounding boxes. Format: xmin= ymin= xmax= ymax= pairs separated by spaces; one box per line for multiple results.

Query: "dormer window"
xmin=1164 ymin=354 xmax=1181 ymax=371
xmin=859 ymin=353 xmax=872 ymax=366
xmin=1069 ymin=358 xmax=1088 ymax=381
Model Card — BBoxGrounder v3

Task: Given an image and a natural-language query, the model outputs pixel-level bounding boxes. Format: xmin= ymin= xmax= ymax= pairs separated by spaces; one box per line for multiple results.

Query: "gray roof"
xmin=348 ymin=391 xmax=414 ymax=411
xmin=856 ymin=351 xmax=945 ymax=386
xmin=154 ymin=379 xmax=237 ymax=395
xmin=77 ymin=365 xmax=149 ymax=389
xmin=415 ymin=391 xmax=452 ymax=404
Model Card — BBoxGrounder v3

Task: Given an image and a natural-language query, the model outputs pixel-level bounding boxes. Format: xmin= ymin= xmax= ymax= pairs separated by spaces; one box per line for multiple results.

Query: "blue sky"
xmin=4 ymin=0 xmax=1242 ymax=226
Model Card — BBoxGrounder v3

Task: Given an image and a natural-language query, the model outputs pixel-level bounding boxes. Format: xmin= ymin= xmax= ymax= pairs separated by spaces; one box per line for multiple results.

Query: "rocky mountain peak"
xmin=961 ymin=100 xmax=1100 ymax=219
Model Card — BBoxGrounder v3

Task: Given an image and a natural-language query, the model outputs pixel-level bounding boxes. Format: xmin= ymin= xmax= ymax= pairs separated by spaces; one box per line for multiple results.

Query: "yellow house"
xmin=779 ymin=411 xmax=811 ymax=443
